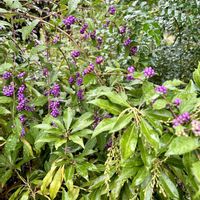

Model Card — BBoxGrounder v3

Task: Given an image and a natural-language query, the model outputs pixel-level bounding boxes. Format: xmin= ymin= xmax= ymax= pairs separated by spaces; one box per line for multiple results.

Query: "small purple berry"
xmin=96 ymin=56 xmax=104 ymax=64
xmin=2 ymin=71 xmax=12 ymax=80
xmin=155 ymin=85 xmax=167 ymax=94
xmin=127 ymin=66 xmax=135 ymax=73
xmin=143 ymin=67 xmax=155 ymax=78
xmin=68 ymin=76 xmax=74 ymax=84
xmin=130 ymin=46 xmax=138 ymax=55
xmin=108 ymin=5 xmax=116 ymax=15
xmin=76 ymin=77 xmax=83 ymax=86
xmin=119 ymin=26 xmax=126 ymax=34
xmin=77 ymin=89 xmax=84 ymax=100
xmin=173 ymin=98 xmax=182 ymax=106
xmin=126 ymin=74 xmax=134 ymax=81
xmin=3 ymin=83 xmax=14 ymax=97
xmin=63 ymin=15 xmax=76 ymax=26
xmin=124 ymin=38 xmax=131 ymax=46
xmin=17 ymin=72 xmax=26 ymax=78
xmin=50 ymin=84 xmax=60 ymax=97
xmin=71 ymin=50 xmax=80 ymax=58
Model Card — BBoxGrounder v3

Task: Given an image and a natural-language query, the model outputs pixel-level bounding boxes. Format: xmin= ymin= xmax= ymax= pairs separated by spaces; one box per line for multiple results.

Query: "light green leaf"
xmin=89 ymin=99 xmax=122 ymax=115
xmin=131 ymin=167 xmax=149 ymax=187
xmin=0 ymin=96 xmax=13 ymax=104
xmin=159 ymin=172 xmax=179 ymax=199
xmin=69 ymin=135 xmax=84 ymax=148
xmin=110 ymin=113 xmax=133 ymax=133
xmin=3 ymin=0 xmax=23 ymax=9
xmin=140 ymin=119 xmax=160 ymax=151
xmin=192 ymin=161 xmax=200 ymax=182
xmin=193 ymin=62 xmax=200 ymax=89
xmin=20 ymin=191 xmax=30 ymax=200
xmin=49 ymin=166 xmax=64 ymax=200
xmin=0 ymin=106 xmax=11 ymax=115
xmin=92 ymin=117 xmax=116 ymax=138
xmin=0 ymin=63 xmax=12 ymax=74
xmin=20 ymin=20 xmax=39 ymax=41
xmin=102 ymin=91 xmax=130 ymax=107
xmin=68 ymin=0 xmax=81 ymax=14
xmin=166 ymin=136 xmax=200 ymax=156
xmin=120 ymin=125 xmax=138 ymax=160
xmin=0 ymin=20 xmax=11 ymax=27
xmin=63 ymin=107 xmax=74 ymax=130
xmin=153 ymin=99 xmax=167 ymax=110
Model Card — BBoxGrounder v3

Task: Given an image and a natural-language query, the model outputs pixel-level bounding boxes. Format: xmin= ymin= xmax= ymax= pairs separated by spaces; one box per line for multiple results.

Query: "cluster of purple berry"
xmin=17 ymin=84 xmax=29 ymax=111
xmin=124 ymin=38 xmax=131 ymax=46
xmin=83 ymin=63 xmax=95 ymax=76
xmin=173 ymin=98 xmax=182 ymax=106
xmin=49 ymin=100 xmax=60 ymax=117
xmin=17 ymin=72 xmax=26 ymax=78
xmin=71 ymin=50 xmax=80 ymax=58
xmin=50 ymin=84 xmax=60 ymax=97
xmin=155 ymin=85 xmax=167 ymax=94
xmin=90 ymin=30 xmax=96 ymax=40
xmin=119 ymin=26 xmax=126 ymax=34
xmin=96 ymin=56 xmax=104 ymax=64
xmin=19 ymin=114 xmax=26 ymax=137
xmin=63 ymin=15 xmax=76 ymax=29
xmin=143 ymin=67 xmax=155 ymax=78
xmin=53 ymin=35 xmax=59 ymax=44
xmin=126 ymin=66 xmax=135 ymax=81
xmin=2 ymin=71 xmax=12 ymax=80
xmin=80 ymin=23 xmax=88 ymax=34
xmin=3 ymin=82 xmax=14 ymax=96
xmin=108 ymin=5 xmax=116 ymax=15
xmin=130 ymin=46 xmax=138 ymax=55
xmin=172 ymin=112 xmax=190 ymax=127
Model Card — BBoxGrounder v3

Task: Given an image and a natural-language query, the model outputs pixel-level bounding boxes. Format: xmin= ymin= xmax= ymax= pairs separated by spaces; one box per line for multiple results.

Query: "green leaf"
xmin=20 ymin=20 xmax=39 ymax=41
xmin=3 ymin=0 xmax=23 ymax=9
xmin=153 ymin=99 xmax=167 ymax=110
xmin=92 ymin=117 xmax=116 ymax=138
xmin=159 ymin=172 xmax=179 ymax=199
xmin=120 ymin=125 xmax=138 ymax=160
xmin=64 ymin=166 xmax=74 ymax=191
xmin=63 ymin=107 xmax=74 ymax=130
xmin=0 ymin=169 xmax=12 ymax=187
xmin=21 ymin=138 xmax=34 ymax=159
xmin=0 ymin=20 xmax=11 ymax=28
xmin=68 ymin=0 xmax=81 ymax=14
xmin=33 ymin=96 xmax=48 ymax=106
xmin=193 ymin=62 xmax=200 ymax=89
xmin=140 ymin=119 xmax=160 ymax=151
xmin=20 ymin=191 xmax=30 ymax=200
xmin=102 ymin=91 xmax=130 ymax=107
xmin=131 ymin=167 xmax=149 ymax=187
xmin=41 ymin=164 xmax=57 ymax=194
xmin=9 ymin=186 xmax=23 ymax=200
xmin=49 ymin=166 xmax=64 ymax=200
xmin=89 ymin=99 xmax=122 ymax=115
xmin=166 ymin=136 xmax=200 ymax=156
xmin=110 ymin=112 xmax=133 ymax=133
xmin=0 ymin=63 xmax=12 ymax=74
xmin=0 ymin=96 xmax=12 ymax=104
xmin=71 ymin=112 xmax=93 ymax=133
xmin=69 ymin=135 xmax=84 ymax=148
xmin=192 ymin=161 xmax=200 ymax=182
xmin=0 ymin=106 xmax=11 ymax=115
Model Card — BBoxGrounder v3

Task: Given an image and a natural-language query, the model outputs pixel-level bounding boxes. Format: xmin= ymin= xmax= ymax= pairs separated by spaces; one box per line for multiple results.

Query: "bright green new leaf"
xmin=63 ymin=107 xmax=74 ymax=130
xmin=192 ymin=161 xmax=200 ymax=182
xmin=153 ymin=99 xmax=167 ymax=110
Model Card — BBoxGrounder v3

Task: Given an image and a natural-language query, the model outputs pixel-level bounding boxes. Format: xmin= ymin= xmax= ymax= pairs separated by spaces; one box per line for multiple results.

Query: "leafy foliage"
xmin=0 ymin=0 xmax=199 ymax=199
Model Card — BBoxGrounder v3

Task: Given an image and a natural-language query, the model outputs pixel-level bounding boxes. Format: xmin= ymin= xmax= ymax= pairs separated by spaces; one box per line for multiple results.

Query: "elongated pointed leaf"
xmin=140 ymin=119 xmax=160 ymax=151
xmin=110 ymin=113 xmax=133 ymax=133
xmin=92 ymin=117 xmax=116 ymax=138
xmin=89 ymin=99 xmax=122 ymax=115
xmin=63 ymin=107 xmax=74 ymax=130
xmin=49 ymin=166 xmax=64 ymax=200
xmin=120 ymin=125 xmax=138 ymax=160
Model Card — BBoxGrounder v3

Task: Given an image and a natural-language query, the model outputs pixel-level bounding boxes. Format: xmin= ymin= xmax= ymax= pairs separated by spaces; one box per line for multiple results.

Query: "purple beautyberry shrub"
xmin=2 ymin=71 xmax=12 ymax=80
xmin=124 ymin=38 xmax=131 ymax=46
xmin=96 ymin=56 xmax=104 ymax=64
xmin=3 ymin=82 xmax=14 ymax=97
xmin=108 ymin=5 xmax=116 ymax=15
xmin=172 ymin=112 xmax=190 ymax=127
xmin=173 ymin=98 xmax=182 ymax=106
xmin=130 ymin=46 xmax=138 ymax=55
xmin=50 ymin=84 xmax=60 ymax=97
xmin=191 ymin=120 xmax=200 ymax=136
xmin=49 ymin=100 xmax=60 ymax=118
xmin=143 ymin=67 xmax=155 ymax=78
xmin=155 ymin=85 xmax=167 ymax=94
xmin=71 ymin=50 xmax=80 ymax=58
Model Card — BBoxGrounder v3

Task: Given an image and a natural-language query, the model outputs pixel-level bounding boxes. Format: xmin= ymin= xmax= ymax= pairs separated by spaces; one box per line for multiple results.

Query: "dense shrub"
xmin=0 ymin=0 xmax=200 ymax=199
